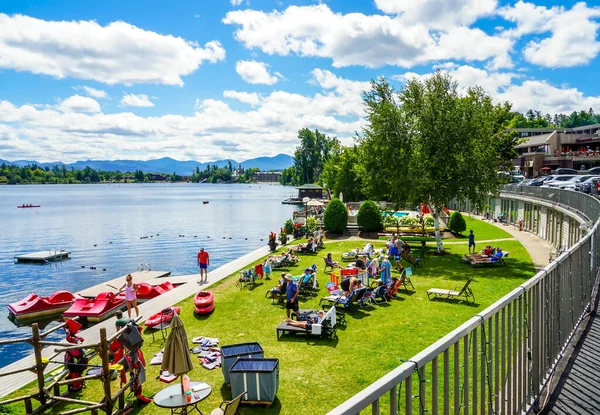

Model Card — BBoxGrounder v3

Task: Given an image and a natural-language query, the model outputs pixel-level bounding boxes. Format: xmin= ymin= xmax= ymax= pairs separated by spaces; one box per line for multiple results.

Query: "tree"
xmin=293 ymin=128 xmax=340 ymax=185
xmin=134 ymin=169 xmax=145 ymax=182
xmin=280 ymin=166 xmax=298 ymax=185
xmin=448 ymin=211 xmax=467 ymax=234
xmin=333 ymin=147 xmax=365 ymax=202
xmin=323 ymin=198 xmax=348 ymax=233
xmin=360 ymin=72 xmax=514 ymax=252
xmin=356 ymin=200 xmax=383 ymax=232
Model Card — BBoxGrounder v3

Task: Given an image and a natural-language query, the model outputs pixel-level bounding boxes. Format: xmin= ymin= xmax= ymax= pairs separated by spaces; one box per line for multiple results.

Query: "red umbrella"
xmin=539 ymin=167 xmax=551 ymax=171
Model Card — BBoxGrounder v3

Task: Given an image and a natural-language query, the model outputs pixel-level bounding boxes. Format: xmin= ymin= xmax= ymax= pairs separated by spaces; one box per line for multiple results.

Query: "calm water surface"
xmin=0 ymin=183 xmax=296 ymax=366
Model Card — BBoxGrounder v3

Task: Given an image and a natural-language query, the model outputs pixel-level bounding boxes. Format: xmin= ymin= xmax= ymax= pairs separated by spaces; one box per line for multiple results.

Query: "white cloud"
xmin=393 ymin=65 xmax=600 ymax=114
xmin=57 ymin=95 xmax=101 ymax=113
xmin=120 ymin=93 xmax=155 ymax=107
xmin=223 ymin=4 xmax=512 ymax=69
xmin=499 ymin=1 xmax=600 ymax=68
xmin=0 ymin=70 xmax=367 ymax=162
xmin=79 ymin=86 xmax=108 ymax=99
xmin=0 ymin=13 xmax=226 ymax=86
xmin=374 ymin=0 xmax=497 ymax=29
xmin=223 ymin=90 xmax=261 ymax=106
xmin=231 ymin=0 xmax=244 ymax=5
xmin=235 ymin=60 xmax=283 ymax=85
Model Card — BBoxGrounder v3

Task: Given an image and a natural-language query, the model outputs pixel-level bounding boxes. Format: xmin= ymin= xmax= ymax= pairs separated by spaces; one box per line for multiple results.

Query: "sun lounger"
xmin=471 ymin=252 xmax=509 ymax=267
xmin=276 ymin=307 xmax=337 ymax=341
xmin=427 ymin=277 xmax=475 ymax=303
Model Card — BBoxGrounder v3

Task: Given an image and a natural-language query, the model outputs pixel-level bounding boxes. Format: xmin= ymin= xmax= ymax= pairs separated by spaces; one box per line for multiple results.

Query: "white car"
xmin=542 ymin=175 xmax=578 ymax=188
xmin=560 ymin=175 xmax=599 ymax=190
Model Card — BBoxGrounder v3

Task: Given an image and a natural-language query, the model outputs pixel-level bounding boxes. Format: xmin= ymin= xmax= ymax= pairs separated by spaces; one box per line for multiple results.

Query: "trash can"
xmin=221 ymin=342 xmax=264 ymax=384
xmin=230 ymin=358 xmax=279 ymax=405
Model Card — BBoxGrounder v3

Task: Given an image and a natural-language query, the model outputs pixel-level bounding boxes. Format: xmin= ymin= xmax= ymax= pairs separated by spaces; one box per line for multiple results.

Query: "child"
xmin=119 ymin=274 xmax=139 ymax=318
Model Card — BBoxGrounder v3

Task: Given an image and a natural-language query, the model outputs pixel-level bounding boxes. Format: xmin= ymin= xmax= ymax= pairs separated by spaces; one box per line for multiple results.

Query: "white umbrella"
xmin=306 ymin=200 xmax=324 ymax=207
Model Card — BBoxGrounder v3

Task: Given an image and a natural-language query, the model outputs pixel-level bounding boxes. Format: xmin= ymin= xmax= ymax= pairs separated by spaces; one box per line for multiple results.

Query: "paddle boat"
xmin=136 ymin=281 xmax=175 ymax=300
xmin=7 ymin=290 xmax=77 ymax=321
xmin=194 ymin=290 xmax=215 ymax=314
xmin=144 ymin=306 xmax=181 ymax=328
xmin=63 ymin=292 xmax=125 ymax=323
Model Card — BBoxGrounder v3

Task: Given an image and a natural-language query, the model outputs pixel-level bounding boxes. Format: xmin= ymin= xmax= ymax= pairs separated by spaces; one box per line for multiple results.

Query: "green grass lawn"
xmin=4 ymin=219 xmax=534 ymax=415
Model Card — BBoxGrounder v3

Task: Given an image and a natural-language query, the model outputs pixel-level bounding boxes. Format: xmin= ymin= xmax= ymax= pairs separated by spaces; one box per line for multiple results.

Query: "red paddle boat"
xmin=136 ymin=281 xmax=175 ymax=300
xmin=144 ymin=306 xmax=181 ymax=328
xmin=8 ymin=291 xmax=77 ymax=321
xmin=194 ymin=290 xmax=215 ymax=314
xmin=63 ymin=292 xmax=125 ymax=323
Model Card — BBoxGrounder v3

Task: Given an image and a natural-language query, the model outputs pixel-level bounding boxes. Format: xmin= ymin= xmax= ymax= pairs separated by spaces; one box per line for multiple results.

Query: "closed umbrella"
xmin=161 ymin=314 xmax=193 ymax=391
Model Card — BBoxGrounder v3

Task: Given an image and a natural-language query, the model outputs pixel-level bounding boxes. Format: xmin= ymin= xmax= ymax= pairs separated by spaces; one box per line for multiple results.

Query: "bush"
xmin=284 ymin=218 xmax=294 ymax=235
xmin=357 ymin=201 xmax=383 ymax=231
xmin=399 ymin=216 xmax=419 ymax=227
xmin=305 ymin=216 xmax=319 ymax=234
xmin=424 ymin=214 xmax=434 ymax=227
xmin=383 ymin=214 xmax=398 ymax=228
xmin=323 ymin=198 xmax=348 ymax=233
xmin=449 ymin=211 xmax=467 ymax=233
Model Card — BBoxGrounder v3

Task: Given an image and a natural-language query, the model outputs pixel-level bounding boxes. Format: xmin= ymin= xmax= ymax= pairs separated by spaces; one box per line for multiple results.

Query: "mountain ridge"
xmin=0 ymin=154 xmax=294 ymax=175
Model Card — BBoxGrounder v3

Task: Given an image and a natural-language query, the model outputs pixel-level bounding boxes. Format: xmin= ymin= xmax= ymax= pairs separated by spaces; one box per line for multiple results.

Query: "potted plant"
xmin=279 ymin=228 xmax=288 ymax=245
xmin=268 ymin=232 xmax=277 ymax=251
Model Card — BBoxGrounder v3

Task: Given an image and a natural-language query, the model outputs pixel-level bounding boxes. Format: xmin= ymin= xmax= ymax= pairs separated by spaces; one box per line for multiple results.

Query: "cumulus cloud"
xmin=223 ymin=4 xmax=512 ymax=69
xmin=374 ymin=0 xmax=497 ymax=29
xmin=57 ymin=95 xmax=101 ymax=113
xmin=499 ymin=1 xmax=600 ymax=68
xmin=0 ymin=70 xmax=368 ymax=162
xmin=0 ymin=13 xmax=226 ymax=86
xmin=231 ymin=0 xmax=244 ymax=5
xmin=223 ymin=90 xmax=261 ymax=106
xmin=120 ymin=93 xmax=155 ymax=107
xmin=235 ymin=60 xmax=283 ymax=85
xmin=78 ymin=86 xmax=108 ymax=99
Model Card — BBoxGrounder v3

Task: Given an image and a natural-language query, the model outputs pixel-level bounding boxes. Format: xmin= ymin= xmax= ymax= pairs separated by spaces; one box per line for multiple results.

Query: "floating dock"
xmin=77 ymin=270 xmax=171 ymax=298
xmin=14 ymin=251 xmax=71 ymax=263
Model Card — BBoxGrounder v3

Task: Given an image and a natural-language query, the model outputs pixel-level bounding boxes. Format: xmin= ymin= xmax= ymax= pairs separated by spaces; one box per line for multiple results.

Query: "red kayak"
xmin=8 ymin=291 xmax=77 ymax=321
xmin=145 ymin=306 xmax=181 ymax=328
xmin=194 ymin=290 xmax=215 ymax=314
xmin=136 ymin=281 xmax=174 ymax=300
xmin=63 ymin=292 xmax=125 ymax=323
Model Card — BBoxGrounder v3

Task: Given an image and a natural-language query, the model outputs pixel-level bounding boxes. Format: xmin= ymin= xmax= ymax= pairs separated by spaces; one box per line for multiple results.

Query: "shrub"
xmin=449 ymin=211 xmax=467 ymax=233
xmin=424 ymin=214 xmax=434 ymax=227
xmin=383 ymin=214 xmax=398 ymax=228
xmin=399 ymin=216 xmax=419 ymax=227
xmin=306 ymin=216 xmax=319 ymax=234
xmin=357 ymin=200 xmax=383 ymax=231
xmin=323 ymin=198 xmax=348 ymax=233
xmin=284 ymin=218 xmax=294 ymax=235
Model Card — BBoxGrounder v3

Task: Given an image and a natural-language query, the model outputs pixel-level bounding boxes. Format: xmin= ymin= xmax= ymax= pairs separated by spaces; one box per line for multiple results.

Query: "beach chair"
xmin=265 ymin=281 xmax=287 ymax=304
xmin=388 ymin=279 xmax=402 ymax=299
xmin=357 ymin=289 xmax=375 ymax=308
xmin=298 ymin=273 xmax=318 ymax=297
xmin=398 ymin=267 xmax=415 ymax=292
xmin=276 ymin=307 xmax=337 ymax=341
xmin=427 ymin=277 xmax=475 ymax=303
xmin=401 ymin=251 xmax=422 ymax=268
xmin=323 ymin=257 xmax=334 ymax=273
xmin=208 ymin=391 xmax=245 ymax=415
xmin=471 ymin=252 xmax=509 ymax=267
xmin=320 ymin=287 xmax=365 ymax=312
xmin=371 ymin=284 xmax=389 ymax=304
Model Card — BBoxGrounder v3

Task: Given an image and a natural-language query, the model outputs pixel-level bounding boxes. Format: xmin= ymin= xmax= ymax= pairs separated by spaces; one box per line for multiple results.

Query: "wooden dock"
xmin=14 ymin=250 xmax=71 ymax=263
xmin=77 ymin=270 xmax=171 ymax=298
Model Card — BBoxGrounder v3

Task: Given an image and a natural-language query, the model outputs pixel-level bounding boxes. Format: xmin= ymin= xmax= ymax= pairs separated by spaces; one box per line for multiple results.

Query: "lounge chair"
xmin=208 ymin=391 xmax=245 ymax=415
xmin=401 ymin=251 xmax=423 ymax=268
xmin=237 ymin=269 xmax=259 ymax=289
xmin=397 ymin=267 xmax=415 ymax=292
xmin=427 ymin=277 xmax=475 ymax=303
xmin=276 ymin=306 xmax=337 ymax=340
xmin=357 ymin=289 xmax=375 ymax=308
xmin=298 ymin=273 xmax=318 ymax=297
xmin=319 ymin=287 xmax=366 ymax=312
xmin=323 ymin=257 xmax=337 ymax=273
xmin=265 ymin=280 xmax=287 ymax=304
xmin=471 ymin=252 xmax=509 ymax=267
xmin=371 ymin=284 xmax=389 ymax=304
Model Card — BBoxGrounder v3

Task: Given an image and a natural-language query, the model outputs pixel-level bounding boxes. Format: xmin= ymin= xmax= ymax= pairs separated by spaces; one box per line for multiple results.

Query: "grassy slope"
xmin=4 ymin=219 xmax=533 ymax=415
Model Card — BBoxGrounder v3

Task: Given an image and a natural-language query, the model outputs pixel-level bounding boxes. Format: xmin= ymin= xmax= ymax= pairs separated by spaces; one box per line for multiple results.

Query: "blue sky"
xmin=1 ymin=0 xmax=599 ymax=163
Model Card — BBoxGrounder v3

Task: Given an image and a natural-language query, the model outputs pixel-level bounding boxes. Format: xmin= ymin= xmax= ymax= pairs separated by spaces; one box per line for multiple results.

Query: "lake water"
xmin=0 ymin=183 xmax=296 ymax=367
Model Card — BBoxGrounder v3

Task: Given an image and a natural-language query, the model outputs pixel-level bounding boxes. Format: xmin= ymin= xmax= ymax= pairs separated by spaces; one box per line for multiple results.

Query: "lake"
xmin=0 ymin=183 xmax=297 ymax=367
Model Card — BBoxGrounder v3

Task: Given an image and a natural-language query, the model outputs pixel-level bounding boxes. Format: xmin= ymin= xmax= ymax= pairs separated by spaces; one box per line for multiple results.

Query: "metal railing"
xmin=327 ymin=187 xmax=600 ymax=415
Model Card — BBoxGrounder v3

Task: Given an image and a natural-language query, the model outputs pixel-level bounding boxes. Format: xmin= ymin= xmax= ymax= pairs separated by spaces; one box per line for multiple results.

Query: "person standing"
xmin=197 ymin=248 xmax=209 ymax=283
xmin=379 ymin=255 xmax=392 ymax=285
xmin=468 ymin=230 xmax=476 ymax=253
xmin=119 ymin=274 xmax=139 ymax=318
xmin=285 ymin=274 xmax=299 ymax=319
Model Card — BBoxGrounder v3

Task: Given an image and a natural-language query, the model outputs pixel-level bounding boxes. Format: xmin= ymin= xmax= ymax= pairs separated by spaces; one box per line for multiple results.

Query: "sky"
xmin=1 ymin=0 xmax=600 ymax=163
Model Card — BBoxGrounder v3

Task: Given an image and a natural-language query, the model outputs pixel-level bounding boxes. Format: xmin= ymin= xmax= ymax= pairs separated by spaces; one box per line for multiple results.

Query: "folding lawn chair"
xmin=427 ymin=277 xmax=475 ymax=303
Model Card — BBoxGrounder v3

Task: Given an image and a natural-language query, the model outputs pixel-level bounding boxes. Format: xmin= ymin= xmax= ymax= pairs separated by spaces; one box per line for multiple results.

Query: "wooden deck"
xmin=0 ymin=243 xmax=271 ymax=399
xmin=77 ymin=270 xmax=171 ymax=297
xmin=14 ymin=251 xmax=71 ymax=263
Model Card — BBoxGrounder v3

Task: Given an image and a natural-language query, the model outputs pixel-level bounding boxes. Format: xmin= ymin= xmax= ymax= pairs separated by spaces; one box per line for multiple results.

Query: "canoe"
xmin=8 ymin=291 xmax=77 ymax=321
xmin=63 ymin=292 xmax=125 ymax=323
xmin=194 ymin=290 xmax=215 ymax=314
xmin=145 ymin=306 xmax=181 ymax=328
xmin=136 ymin=281 xmax=174 ymax=300
xmin=203 ymin=201 xmax=209 ymax=204
xmin=17 ymin=205 xmax=41 ymax=208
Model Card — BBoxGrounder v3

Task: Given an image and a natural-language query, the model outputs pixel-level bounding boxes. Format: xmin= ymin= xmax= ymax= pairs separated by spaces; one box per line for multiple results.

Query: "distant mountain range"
xmin=0 ymin=154 xmax=294 ymax=175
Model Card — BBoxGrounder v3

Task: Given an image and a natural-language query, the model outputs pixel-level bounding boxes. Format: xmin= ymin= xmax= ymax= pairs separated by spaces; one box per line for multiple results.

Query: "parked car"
xmin=529 ymin=176 xmax=555 ymax=187
xmin=554 ymin=168 xmax=578 ymax=175
xmin=516 ymin=179 xmax=533 ymax=186
xmin=559 ymin=175 xmax=598 ymax=190
xmin=543 ymin=175 xmax=577 ymax=188
xmin=576 ymin=176 xmax=600 ymax=194
xmin=587 ymin=167 xmax=600 ymax=175
xmin=591 ymin=178 xmax=600 ymax=196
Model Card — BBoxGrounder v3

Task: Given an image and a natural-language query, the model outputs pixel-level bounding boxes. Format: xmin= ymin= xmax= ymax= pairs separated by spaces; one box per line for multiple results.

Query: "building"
xmin=513 ymin=124 xmax=600 ymax=177
xmin=252 ymin=171 xmax=282 ymax=183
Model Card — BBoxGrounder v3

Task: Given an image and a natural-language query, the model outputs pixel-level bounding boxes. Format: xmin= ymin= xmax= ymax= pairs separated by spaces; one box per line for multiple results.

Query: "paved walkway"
xmin=0 ymin=244 xmax=271 ymax=399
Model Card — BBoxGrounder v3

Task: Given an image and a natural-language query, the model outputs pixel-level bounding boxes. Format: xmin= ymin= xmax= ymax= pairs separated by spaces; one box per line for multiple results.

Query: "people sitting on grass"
xmin=271 ymin=249 xmax=298 ymax=264
xmin=471 ymin=248 xmax=504 ymax=264
xmin=340 ymin=276 xmax=362 ymax=296
xmin=325 ymin=253 xmax=340 ymax=269
xmin=284 ymin=310 xmax=325 ymax=329
xmin=294 ymin=237 xmax=315 ymax=253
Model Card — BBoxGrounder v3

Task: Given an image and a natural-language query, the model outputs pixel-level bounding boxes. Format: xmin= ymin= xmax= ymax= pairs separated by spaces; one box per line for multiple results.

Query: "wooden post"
xmin=31 ymin=323 xmax=47 ymax=406
xmin=99 ymin=328 xmax=112 ymax=414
